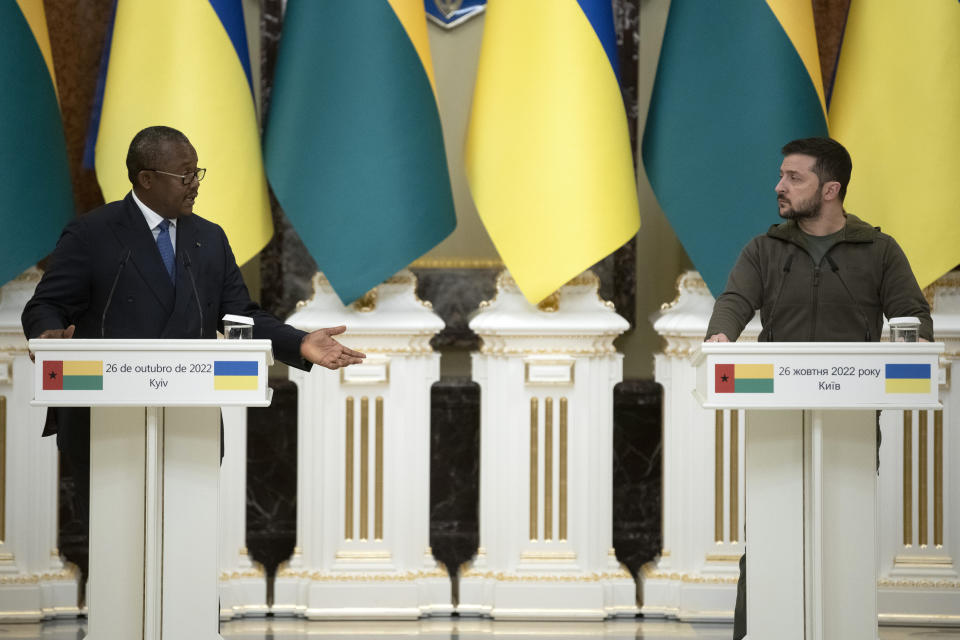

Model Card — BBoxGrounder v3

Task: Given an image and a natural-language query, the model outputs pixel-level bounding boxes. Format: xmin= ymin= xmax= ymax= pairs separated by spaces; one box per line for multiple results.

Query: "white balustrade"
xmin=457 ymin=272 xmax=637 ymax=620
xmin=274 ymin=271 xmax=451 ymax=619
xmin=0 ymin=268 xmax=80 ymax=621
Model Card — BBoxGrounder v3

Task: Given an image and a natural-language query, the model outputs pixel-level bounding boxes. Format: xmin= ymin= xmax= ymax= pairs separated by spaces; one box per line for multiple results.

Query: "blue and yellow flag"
xmin=465 ymin=0 xmax=640 ymax=305
xmin=89 ymin=0 xmax=271 ymax=265
xmin=264 ymin=1 xmax=457 ymax=304
xmin=643 ymin=1 xmax=828 ymax=296
xmin=0 ymin=1 xmax=73 ymax=285
xmin=829 ymin=0 xmax=960 ymax=289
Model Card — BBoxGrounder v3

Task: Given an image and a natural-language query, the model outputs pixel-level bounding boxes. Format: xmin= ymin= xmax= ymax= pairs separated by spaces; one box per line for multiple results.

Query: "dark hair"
xmin=781 ymin=137 xmax=852 ymax=201
xmin=126 ymin=126 xmax=192 ymax=183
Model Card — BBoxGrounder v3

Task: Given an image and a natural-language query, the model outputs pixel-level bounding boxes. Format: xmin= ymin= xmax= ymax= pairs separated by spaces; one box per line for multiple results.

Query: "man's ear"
xmin=135 ymin=170 xmax=152 ymax=191
xmin=822 ymin=180 xmax=841 ymax=201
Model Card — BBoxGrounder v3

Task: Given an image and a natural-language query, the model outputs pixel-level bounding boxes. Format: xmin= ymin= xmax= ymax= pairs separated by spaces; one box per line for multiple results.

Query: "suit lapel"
xmin=108 ymin=194 xmax=175 ymax=313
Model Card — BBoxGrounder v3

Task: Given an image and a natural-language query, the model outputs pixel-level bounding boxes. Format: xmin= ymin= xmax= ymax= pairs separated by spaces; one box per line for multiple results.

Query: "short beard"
xmin=778 ymin=192 xmax=822 ymax=221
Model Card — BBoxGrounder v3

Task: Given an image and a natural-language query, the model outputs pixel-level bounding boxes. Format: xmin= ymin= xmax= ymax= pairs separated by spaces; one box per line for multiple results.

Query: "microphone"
xmin=825 ymin=254 xmax=872 ymax=341
xmin=182 ymin=252 xmax=204 ymax=338
xmin=762 ymin=253 xmax=794 ymax=342
xmin=183 ymin=251 xmax=203 ymax=338
xmin=101 ymin=249 xmax=131 ymax=338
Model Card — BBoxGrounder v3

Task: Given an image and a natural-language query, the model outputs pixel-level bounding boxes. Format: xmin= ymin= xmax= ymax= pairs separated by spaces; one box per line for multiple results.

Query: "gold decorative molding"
xmin=277 ymin=568 xmax=448 ymax=582
xmin=544 ymin=397 xmax=554 ymax=541
xmin=919 ymin=410 xmax=928 ymax=546
xmin=706 ymin=553 xmax=743 ymax=563
xmin=660 ymin=271 xmax=709 ymax=311
xmin=351 ymin=289 xmax=377 ymax=313
xmin=878 ymin=577 xmax=960 ymax=589
xmin=529 ymin=398 xmax=538 ymax=541
xmin=360 ymin=397 xmax=369 ymax=540
xmin=375 ymin=397 xmax=384 ymax=541
xmin=519 ymin=551 xmax=577 ymax=562
xmin=641 ymin=564 xmax=738 ymax=585
xmin=903 ymin=411 xmax=913 ymax=547
xmin=345 ymin=397 xmax=354 ymax=541
xmin=334 ymin=550 xmax=392 ymax=560
xmin=478 ymin=339 xmax=620 ymax=357
xmin=409 ymin=258 xmax=503 ymax=269
xmin=893 ymin=554 xmax=953 ymax=567
xmin=0 ymin=567 xmax=79 ymax=585
xmin=922 ymin=269 xmax=960 ymax=310
xmin=559 ymin=397 xmax=568 ymax=542
xmin=729 ymin=410 xmax=739 ymax=543
xmin=934 ymin=410 xmax=943 ymax=547
xmin=537 ymin=292 xmax=560 ymax=313
xmin=461 ymin=569 xmax=632 ymax=582
xmin=714 ymin=411 xmax=723 ymax=543
xmin=219 ymin=567 xmax=265 ymax=580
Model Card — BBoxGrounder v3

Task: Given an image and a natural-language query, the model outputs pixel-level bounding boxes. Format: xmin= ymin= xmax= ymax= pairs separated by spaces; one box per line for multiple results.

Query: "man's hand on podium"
xmin=705 ymin=333 xmax=730 ymax=343
xmin=300 ymin=325 xmax=366 ymax=370
xmin=29 ymin=324 xmax=76 ymax=361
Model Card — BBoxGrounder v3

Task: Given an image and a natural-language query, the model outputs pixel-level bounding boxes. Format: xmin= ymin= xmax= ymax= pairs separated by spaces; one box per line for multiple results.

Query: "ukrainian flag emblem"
xmin=214 ymin=361 xmax=259 ymax=391
xmin=885 ymin=364 xmax=931 ymax=394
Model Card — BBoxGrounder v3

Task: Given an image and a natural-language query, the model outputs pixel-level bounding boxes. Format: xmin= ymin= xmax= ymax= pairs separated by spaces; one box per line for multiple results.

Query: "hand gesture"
xmin=300 ymin=325 xmax=366 ymax=370
xmin=30 ymin=324 xmax=76 ymax=361
xmin=705 ymin=333 xmax=730 ymax=343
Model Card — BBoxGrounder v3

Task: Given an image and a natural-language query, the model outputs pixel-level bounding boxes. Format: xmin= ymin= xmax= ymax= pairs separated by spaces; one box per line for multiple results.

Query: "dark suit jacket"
xmin=22 ymin=193 xmax=312 ymax=436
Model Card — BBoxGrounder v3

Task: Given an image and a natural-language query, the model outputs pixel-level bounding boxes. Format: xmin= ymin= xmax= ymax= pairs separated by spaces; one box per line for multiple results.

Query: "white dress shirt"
xmin=130 ymin=189 xmax=177 ymax=251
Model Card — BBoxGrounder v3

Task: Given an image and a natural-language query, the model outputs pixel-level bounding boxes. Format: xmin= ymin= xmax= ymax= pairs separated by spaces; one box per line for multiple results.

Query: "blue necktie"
xmin=157 ymin=219 xmax=176 ymax=283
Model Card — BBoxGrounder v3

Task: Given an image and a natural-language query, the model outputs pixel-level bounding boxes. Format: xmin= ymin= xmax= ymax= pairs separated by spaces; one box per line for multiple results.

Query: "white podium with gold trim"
xmin=695 ymin=342 xmax=943 ymax=640
xmin=30 ymin=338 xmax=273 ymax=640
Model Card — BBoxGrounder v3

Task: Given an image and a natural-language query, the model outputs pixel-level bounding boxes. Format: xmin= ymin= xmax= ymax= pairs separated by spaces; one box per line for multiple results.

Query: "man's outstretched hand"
xmin=300 ymin=325 xmax=366 ymax=370
xmin=29 ymin=324 xmax=76 ymax=361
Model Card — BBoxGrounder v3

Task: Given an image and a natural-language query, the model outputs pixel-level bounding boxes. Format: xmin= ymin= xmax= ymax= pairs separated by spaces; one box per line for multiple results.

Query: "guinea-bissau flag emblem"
xmin=43 ymin=361 xmax=103 ymax=391
xmin=885 ymin=364 xmax=931 ymax=394
xmin=715 ymin=364 xmax=774 ymax=394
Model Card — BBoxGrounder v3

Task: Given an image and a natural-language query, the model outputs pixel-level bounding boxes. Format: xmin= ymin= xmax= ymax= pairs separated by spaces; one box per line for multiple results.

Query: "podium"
xmin=30 ymin=339 xmax=273 ymax=640
xmin=695 ymin=342 xmax=943 ymax=639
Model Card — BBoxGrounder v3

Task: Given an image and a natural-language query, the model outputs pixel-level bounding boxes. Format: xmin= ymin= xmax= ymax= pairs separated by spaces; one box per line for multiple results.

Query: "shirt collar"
xmin=130 ymin=190 xmax=176 ymax=230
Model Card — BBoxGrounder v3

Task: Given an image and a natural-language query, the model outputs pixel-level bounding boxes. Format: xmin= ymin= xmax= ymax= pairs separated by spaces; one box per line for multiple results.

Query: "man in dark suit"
xmin=22 ymin=125 xmax=364 ymax=513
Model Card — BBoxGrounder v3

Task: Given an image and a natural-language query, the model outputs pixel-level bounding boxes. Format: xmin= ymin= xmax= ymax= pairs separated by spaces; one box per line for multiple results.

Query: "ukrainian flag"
xmin=465 ymin=0 xmax=640 ymax=305
xmin=829 ymin=1 xmax=960 ymax=289
xmin=89 ymin=0 xmax=271 ymax=265
xmin=264 ymin=1 xmax=457 ymax=305
xmin=0 ymin=1 xmax=73 ymax=286
xmin=643 ymin=1 xmax=828 ymax=297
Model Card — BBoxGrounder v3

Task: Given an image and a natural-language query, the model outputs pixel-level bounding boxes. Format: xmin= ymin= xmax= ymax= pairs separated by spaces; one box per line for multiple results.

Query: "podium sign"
xmin=31 ymin=338 xmax=272 ymax=406
xmin=695 ymin=342 xmax=941 ymax=409
xmin=694 ymin=342 xmax=943 ymax=640
xmin=30 ymin=338 xmax=276 ymax=640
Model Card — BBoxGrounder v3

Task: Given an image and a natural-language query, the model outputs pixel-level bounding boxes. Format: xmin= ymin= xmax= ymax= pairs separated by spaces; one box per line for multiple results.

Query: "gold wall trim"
xmin=335 ymin=550 xmax=392 ymax=560
xmin=360 ymin=397 xmax=369 ymax=541
xmin=714 ymin=411 xmax=723 ymax=543
xmin=520 ymin=551 xmax=577 ymax=561
xmin=529 ymin=398 xmax=538 ymax=541
xmin=559 ymin=397 xmax=568 ymax=542
xmin=705 ymin=553 xmax=743 ymax=563
xmin=0 ymin=396 xmax=5 ymax=543
xmin=544 ymin=397 xmax=554 ymax=541
xmin=729 ymin=410 xmax=739 ymax=543
xmin=934 ymin=410 xmax=943 ymax=547
xmin=279 ymin=568 xmax=448 ymax=582
xmin=375 ymin=397 xmax=384 ymax=541
xmin=903 ymin=411 xmax=913 ymax=546
xmin=461 ymin=569 xmax=632 ymax=582
xmin=409 ymin=258 xmax=504 ymax=269
xmin=919 ymin=410 xmax=928 ymax=546
xmin=345 ymin=397 xmax=354 ymax=540
xmin=894 ymin=554 xmax=953 ymax=567
xmin=878 ymin=577 xmax=960 ymax=590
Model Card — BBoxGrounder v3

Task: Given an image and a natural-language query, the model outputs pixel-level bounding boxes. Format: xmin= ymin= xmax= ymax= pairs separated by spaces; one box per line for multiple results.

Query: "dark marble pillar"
xmin=245 ymin=380 xmax=298 ymax=584
xmin=612 ymin=378 xmax=663 ymax=578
